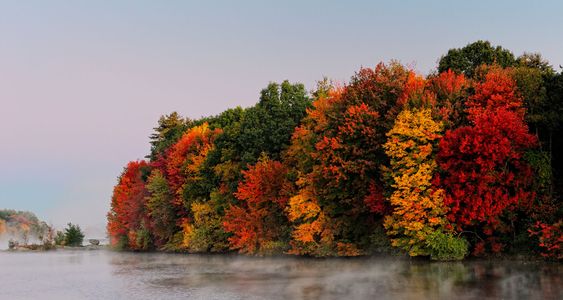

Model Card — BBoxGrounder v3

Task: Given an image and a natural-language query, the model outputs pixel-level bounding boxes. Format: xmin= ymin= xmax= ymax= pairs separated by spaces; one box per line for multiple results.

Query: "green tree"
xmin=311 ymin=76 xmax=334 ymax=99
xmin=200 ymin=81 xmax=311 ymax=211
xmin=145 ymin=169 xmax=177 ymax=248
xmin=517 ymin=52 xmax=555 ymax=76
xmin=238 ymin=80 xmax=311 ymax=164
xmin=513 ymin=53 xmax=556 ymax=137
xmin=438 ymin=40 xmax=515 ymax=77
xmin=512 ymin=55 xmax=560 ymax=215
xmin=148 ymin=112 xmax=191 ymax=161
xmin=546 ymin=70 xmax=563 ymax=200
xmin=64 ymin=223 xmax=85 ymax=247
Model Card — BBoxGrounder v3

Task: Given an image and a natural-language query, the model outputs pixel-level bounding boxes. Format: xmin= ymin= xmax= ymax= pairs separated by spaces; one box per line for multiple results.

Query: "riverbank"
xmin=3 ymin=244 xmax=107 ymax=252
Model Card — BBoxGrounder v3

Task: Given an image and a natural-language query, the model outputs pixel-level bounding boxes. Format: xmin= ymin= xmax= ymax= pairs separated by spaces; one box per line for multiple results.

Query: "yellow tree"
xmin=383 ymin=108 xmax=467 ymax=259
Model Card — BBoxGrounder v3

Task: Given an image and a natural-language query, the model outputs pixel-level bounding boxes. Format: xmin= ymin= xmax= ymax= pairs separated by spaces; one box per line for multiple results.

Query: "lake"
xmin=0 ymin=250 xmax=560 ymax=299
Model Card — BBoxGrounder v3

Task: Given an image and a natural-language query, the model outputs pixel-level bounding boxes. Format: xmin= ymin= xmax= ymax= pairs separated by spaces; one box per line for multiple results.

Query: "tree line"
xmin=107 ymin=41 xmax=562 ymax=260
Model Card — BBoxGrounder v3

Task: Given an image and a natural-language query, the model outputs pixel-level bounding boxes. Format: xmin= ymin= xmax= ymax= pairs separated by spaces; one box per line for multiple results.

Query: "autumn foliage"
xmin=108 ymin=44 xmax=562 ymax=260
xmin=427 ymin=70 xmax=469 ymax=128
xmin=223 ymin=157 xmax=290 ymax=254
xmin=436 ymin=109 xmax=537 ymax=229
xmin=166 ymin=123 xmax=222 ymax=211
xmin=468 ymin=66 xmax=524 ymax=116
xmin=284 ymin=82 xmax=392 ymax=256
xmin=107 ymin=160 xmax=151 ymax=250
xmin=383 ymin=108 xmax=456 ymax=257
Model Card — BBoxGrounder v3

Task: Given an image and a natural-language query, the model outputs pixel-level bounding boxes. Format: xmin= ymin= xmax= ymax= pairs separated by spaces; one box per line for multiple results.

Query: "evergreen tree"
xmin=64 ymin=223 xmax=85 ymax=247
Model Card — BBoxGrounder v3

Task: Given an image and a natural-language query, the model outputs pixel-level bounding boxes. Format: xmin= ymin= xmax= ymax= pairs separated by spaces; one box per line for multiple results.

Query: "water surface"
xmin=0 ymin=250 xmax=560 ymax=299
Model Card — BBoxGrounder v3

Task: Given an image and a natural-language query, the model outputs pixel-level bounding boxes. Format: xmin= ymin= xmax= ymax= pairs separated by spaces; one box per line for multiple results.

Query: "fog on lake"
xmin=0 ymin=250 xmax=560 ymax=300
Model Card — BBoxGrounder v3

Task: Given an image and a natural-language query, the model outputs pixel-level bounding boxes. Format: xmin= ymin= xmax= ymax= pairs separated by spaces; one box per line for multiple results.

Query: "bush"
xmin=64 ymin=223 xmax=85 ymax=247
xmin=54 ymin=230 xmax=66 ymax=246
xmin=426 ymin=231 xmax=468 ymax=261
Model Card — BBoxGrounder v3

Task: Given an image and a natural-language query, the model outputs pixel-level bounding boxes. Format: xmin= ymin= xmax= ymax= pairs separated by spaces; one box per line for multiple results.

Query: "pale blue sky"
xmin=1 ymin=0 xmax=562 ymax=236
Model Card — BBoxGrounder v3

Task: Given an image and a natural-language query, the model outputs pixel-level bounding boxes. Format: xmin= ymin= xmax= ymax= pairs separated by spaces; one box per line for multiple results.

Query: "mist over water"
xmin=0 ymin=250 xmax=560 ymax=300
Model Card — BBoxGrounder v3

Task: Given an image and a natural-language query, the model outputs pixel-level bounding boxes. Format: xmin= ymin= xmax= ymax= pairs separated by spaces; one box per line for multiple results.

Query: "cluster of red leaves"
xmin=467 ymin=66 xmax=524 ymax=117
xmin=431 ymin=70 xmax=468 ymax=97
xmin=107 ymin=160 xmax=150 ymax=248
xmin=436 ymin=108 xmax=536 ymax=229
xmin=223 ymin=159 xmax=290 ymax=254
xmin=364 ymin=180 xmax=386 ymax=214
xmin=528 ymin=221 xmax=563 ymax=259
xmin=398 ymin=72 xmax=436 ymax=108
xmin=427 ymin=70 xmax=469 ymax=127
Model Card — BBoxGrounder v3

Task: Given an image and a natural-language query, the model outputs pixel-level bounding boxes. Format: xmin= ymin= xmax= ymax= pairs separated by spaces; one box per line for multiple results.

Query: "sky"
xmin=1 ymin=0 xmax=562 ymax=237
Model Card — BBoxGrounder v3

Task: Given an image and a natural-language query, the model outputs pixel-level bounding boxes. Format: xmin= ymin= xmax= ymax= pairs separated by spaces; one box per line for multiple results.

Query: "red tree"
xmin=223 ymin=158 xmax=290 ymax=254
xmin=107 ymin=160 xmax=151 ymax=249
xmin=436 ymin=108 xmax=537 ymax=253
xmin=435 ymin=66 xmax=539 ymax=254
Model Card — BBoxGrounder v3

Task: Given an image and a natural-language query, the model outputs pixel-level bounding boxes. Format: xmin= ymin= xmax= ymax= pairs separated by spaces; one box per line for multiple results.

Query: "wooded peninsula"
xmin=107 ymin=41 xmax=562 ymax=260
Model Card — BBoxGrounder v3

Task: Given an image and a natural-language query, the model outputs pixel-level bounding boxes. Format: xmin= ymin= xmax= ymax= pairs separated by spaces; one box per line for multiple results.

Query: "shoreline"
xmin=2 ymin=246 xmax=557 ymax=264
xmin=2 ymin=244 xmax=108 ymax=252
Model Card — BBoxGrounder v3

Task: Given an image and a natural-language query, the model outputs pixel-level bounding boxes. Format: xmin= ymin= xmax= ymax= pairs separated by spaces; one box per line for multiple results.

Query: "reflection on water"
xmin=0 ymin=250 xmax=560 ymax=300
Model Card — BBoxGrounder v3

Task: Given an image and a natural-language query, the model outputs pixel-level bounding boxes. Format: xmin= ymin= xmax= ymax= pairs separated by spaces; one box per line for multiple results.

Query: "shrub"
xmin=425 ymin=231 xmax=468 ymax=261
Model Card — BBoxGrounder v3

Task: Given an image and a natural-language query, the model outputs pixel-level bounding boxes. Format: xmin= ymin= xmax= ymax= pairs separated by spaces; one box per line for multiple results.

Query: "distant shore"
xmin=3 ymin=244 xmax=107 ymax=252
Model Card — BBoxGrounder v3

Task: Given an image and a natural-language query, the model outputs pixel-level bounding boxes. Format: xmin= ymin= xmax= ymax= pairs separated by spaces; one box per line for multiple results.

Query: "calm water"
xmin=0 ymin=250 xmax=560 ymax=300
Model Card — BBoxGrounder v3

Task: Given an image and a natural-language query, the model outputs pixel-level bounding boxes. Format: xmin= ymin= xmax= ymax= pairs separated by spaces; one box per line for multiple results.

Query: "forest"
xmin=107 ymin=41 xmax=563 ymax=260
